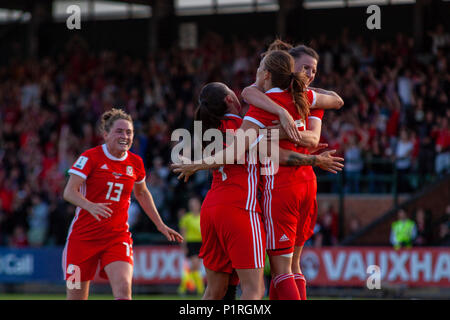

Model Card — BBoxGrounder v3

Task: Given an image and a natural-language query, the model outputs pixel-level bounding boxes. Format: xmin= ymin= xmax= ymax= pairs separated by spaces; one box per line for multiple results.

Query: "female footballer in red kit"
xmin=243 ymin=42 xmax=339 ymax=300
xmin=192 ymin=82 xmax=267 ymax=300
xmin=242 ymin=50 xmax=324 ymax=300
xmin=62 ymin=108 xmax=183 ymax=300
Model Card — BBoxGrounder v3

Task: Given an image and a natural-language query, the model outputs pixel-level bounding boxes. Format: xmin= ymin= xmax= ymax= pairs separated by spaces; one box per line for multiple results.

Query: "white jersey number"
xmin=106 ymin=182 xmax=123 ymax=202
xmin=123 ymin=242 xmax=132 ymax=257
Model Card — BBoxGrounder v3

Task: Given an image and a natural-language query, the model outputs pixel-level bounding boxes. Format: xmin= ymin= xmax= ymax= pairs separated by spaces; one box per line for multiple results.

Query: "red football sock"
xmin=294 ymin=273 xmax=307 ymax=300
xmin=269 ymin=279 xmax=278 ymax=300
xmin=273 ymin=273 xmax=300 ymax=300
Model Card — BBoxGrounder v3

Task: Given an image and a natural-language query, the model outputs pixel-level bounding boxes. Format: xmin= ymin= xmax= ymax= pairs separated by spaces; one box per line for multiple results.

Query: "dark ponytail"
xmin=194 ymin=82 xmax=229 ymax=148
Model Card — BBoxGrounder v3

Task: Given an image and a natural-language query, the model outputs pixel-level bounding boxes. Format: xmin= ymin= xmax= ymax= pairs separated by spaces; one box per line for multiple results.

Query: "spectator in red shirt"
xmin=9 ymin=225 xmax=29 ymax=248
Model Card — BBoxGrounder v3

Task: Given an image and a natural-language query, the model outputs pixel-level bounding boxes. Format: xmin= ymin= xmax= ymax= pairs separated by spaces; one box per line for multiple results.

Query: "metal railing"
xmin=315 ymin=157 xmax=449 ymax=240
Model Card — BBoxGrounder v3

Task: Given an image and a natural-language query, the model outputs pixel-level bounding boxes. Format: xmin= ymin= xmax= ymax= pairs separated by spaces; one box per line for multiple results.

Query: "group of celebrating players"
xmin=62 ymin=39 xmax=345 ymax=300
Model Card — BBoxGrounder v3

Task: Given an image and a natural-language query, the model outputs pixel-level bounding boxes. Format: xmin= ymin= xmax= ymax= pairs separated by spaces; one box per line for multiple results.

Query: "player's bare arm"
xmin=63 ymin=174 xmax=112 ymax=221
xmin=242 ymin=85 xmax=301 ymax=143
xmin=266 ymin=119 xmax=320 ymax=148
xmin=279 ymin=148 xmax=344 ymax=174
xmin=171 ymin=120 xmax=261 ymax=182
xmin=310 ymin=88 xmax=344 ymax=110
xmin=133 ymin=181 xmax=183 ymax=243
xmin=171 ymin=160 xmax=222 ymax=183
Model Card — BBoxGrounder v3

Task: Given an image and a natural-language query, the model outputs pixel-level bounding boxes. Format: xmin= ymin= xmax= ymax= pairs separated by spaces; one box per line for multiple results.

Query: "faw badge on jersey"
xmin=126 ymin=166 xmax=133 ymax=176
xmin=74 ymin=156 xmax=88 ymax=170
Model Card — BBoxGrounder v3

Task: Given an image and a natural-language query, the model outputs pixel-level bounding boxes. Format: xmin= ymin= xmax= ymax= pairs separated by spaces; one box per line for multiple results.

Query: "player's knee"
xmin=241 ymin=281 xmax=265 ymax=299
xmin=204 ymin=283 xmax=227 ymax=300
xmin=112 ymin=277 xmax=132 ymax=299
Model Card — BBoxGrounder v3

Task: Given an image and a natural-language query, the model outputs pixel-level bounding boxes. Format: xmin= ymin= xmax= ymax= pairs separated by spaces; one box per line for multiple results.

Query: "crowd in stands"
xmin=0 ymin=25 xmax=449 ymax=247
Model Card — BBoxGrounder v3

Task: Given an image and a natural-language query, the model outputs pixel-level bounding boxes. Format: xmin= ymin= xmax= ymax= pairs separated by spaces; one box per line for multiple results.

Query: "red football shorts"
xmin=262 ymin=179 xmax=317 ymax=255
xmin=199 ymin=204 xmax=266 ymax=274
xmin=62 ymin=235 xmax=134 ymax=282
xmin=295 ymin=179 xmax=318 ymax=247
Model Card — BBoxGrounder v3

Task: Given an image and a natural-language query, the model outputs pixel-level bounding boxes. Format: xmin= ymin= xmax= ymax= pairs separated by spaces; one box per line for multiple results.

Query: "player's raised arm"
xmin=63 ymin=174 xmax=112 ymax=221
xmin=133 ymin=180 xmax=183 ymax=243
xmin=309 ymin=87 xmax=344 ymax=110
xmin=171 ymin=119 xmax=261 ymax=182
xmin=242 ymin=85 xmax=301 ymax=143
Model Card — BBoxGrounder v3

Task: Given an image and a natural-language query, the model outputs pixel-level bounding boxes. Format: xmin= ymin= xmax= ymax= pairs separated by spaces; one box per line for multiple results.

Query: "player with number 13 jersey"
xmin=62 ymin=108 xmax=182 ymax=300
xmin=66 ymin=143 xmax=146 ymax=241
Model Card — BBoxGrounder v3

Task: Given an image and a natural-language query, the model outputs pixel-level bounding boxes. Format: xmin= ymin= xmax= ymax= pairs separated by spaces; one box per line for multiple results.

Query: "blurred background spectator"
xmin=413 ymin=208 xmax=432 ymax=246
xmin=390 ymin=209 xmax=417 ymax=249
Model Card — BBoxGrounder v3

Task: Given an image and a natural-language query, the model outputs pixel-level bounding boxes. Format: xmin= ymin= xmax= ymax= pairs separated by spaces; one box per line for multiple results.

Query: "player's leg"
xmin=104 ymin=261 xmax=133 ymax=300
xmin=101 ymin=238 xmax=135 ymax=300
xmin=66 ymin=281 xmax=90 ymax=300
xmin=225 ymin=209 xmax=266 ymax=299
xmin=199 ymin=205 xmax=231 ymax=299
xmin=203 ymin=268 xmax=230 ymax=300
xmin=292 ymin=245 xmax=304 ymax=274
xmin=268 ymin=252 xmax=300 ymax=300
xmin=292 ymin=179 xmax=318 ymax=300
xmin=223 ymin=270 xmax=239 ymax=300
xmin=292 ymin=245 xmax=307 ymax=300
xmin=262 ymin=185 xmax=300 ymax=300
xmin=63 ymin=239 xmax=99 ymax=300
xmin=235 ymin=268 xmax=265 ymax=300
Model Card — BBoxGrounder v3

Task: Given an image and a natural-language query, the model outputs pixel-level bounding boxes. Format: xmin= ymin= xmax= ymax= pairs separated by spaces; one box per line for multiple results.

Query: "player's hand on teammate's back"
xmin=268 ymin=119 xmax=303 ymax=145
xmin=278 ymin=110 xmax=303 ymax=143
xmin=86 ymin=202 xmax=113 ymax=221
xmin=157 ymin=224 xmax=184 ymax=243
xmin=316 ymin=150 xmax=344 ymax=174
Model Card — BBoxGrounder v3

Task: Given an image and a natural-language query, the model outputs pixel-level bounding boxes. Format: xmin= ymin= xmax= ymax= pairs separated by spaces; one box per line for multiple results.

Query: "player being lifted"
xmin=62 ymin=108 xmax=183 ymax=300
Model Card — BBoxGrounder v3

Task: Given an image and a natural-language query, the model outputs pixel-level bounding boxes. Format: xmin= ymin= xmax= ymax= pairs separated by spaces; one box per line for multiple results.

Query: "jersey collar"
xmin=265 ymin=87 xmax=284 ymax=94
xmin=102 ymin=144 xmax=128 ymax=161
xmin=224 ymin=113 xmax=242 ymax=119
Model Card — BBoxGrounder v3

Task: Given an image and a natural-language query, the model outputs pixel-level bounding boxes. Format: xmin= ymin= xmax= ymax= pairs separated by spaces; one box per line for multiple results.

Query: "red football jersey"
xmin=202 ymin=113 xmax=261 ymax=213
xmin=67 ymin=144 xmax=146 ymax=241
xmin=243 ymin=88 xmax=323 ymax=186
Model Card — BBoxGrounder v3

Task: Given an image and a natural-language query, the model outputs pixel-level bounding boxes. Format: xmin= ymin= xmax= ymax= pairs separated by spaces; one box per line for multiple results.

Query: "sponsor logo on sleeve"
xmin=74 ymin=156 xmax=88 ymax=170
